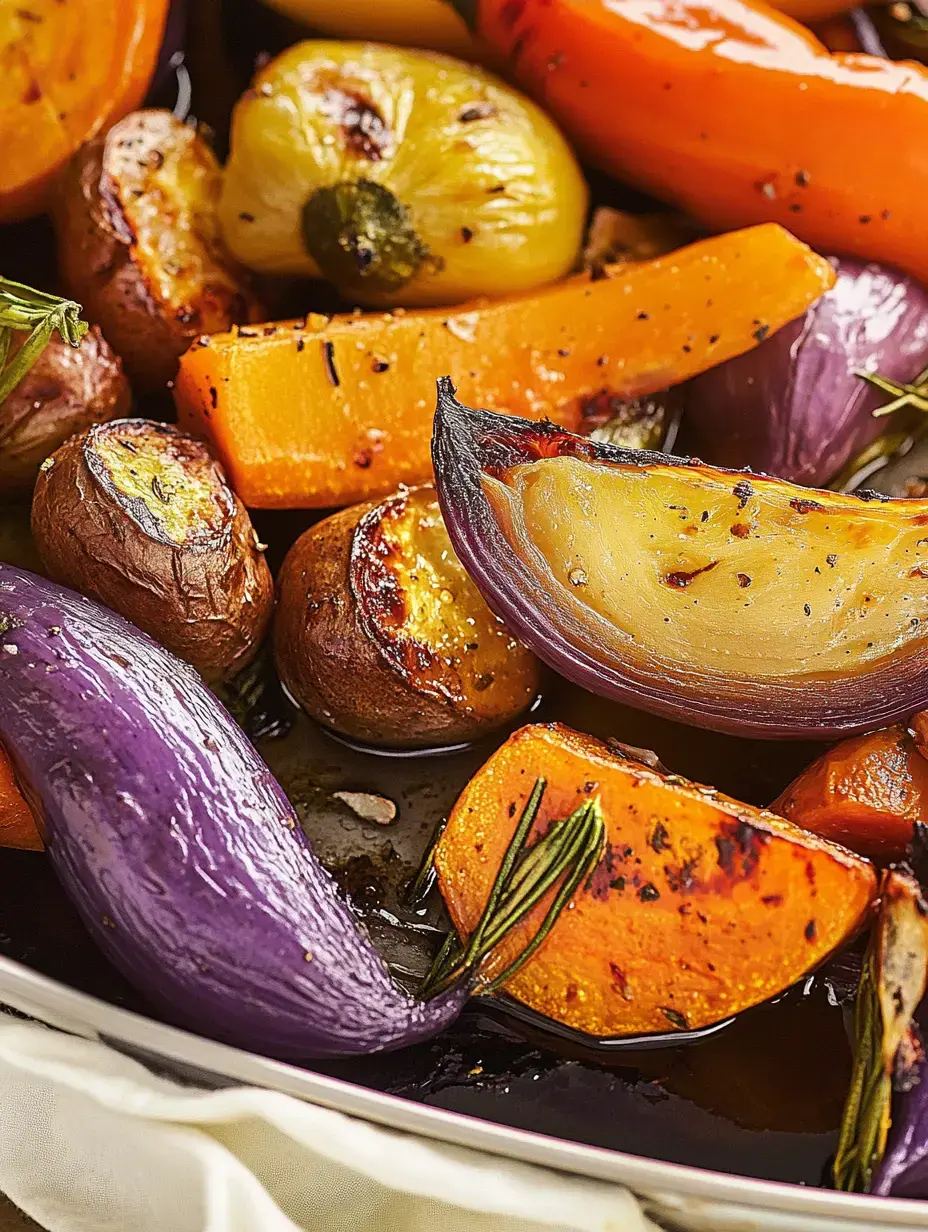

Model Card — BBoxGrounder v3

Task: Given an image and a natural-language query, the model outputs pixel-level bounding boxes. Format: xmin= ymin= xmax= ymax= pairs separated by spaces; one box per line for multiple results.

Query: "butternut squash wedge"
xmin=434 ymin=723 xmax=876 ymax=1038
xmin=174 ymin=223 xmax=834 ymax=509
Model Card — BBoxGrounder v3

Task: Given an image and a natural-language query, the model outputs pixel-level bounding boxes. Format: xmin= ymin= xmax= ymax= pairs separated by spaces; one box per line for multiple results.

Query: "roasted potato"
xmin=31 ymin=419 xmax=273 ymax=683
xmin=54 ymin=109 xmax=262 ymax=391
xmin=274 ymin=485 xmax=541 ymax=748
xmin=0 ymin=326 xmax=131 ymax=498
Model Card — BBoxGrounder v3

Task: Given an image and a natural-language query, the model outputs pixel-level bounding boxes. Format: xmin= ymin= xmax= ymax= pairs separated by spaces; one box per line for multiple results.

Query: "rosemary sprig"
xmin=857 ymin=364 xmax=928 ymax=419
xmin=0 ymin=277 xmax=88 ymax=404
xmin=833 ymin=946 xmax=889 ymax=1192
xmin=421 ymin=780 xmax=606 ymax=1000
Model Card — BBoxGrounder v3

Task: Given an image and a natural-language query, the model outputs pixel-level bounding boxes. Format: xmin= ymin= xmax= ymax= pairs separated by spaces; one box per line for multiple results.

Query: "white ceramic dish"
xmin=0 ymin=953 xmax=922 ymax=1232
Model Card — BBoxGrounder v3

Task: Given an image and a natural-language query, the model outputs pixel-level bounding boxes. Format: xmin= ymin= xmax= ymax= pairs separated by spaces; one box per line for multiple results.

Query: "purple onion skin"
xmin=680 ymin=258 xmax=928 ymax=487
xmin=0 ymin=565 xmax=465 ymax=1059
xmin=873 ymin=1009 xmax=928 ymax=1198
xmin=431 ymin=379 xmax=928 ymax=741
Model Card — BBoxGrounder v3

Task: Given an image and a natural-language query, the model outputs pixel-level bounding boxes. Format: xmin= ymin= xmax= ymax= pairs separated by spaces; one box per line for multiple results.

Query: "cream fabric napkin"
xmin=0 ymin=1018 xmax=659 ymax=1232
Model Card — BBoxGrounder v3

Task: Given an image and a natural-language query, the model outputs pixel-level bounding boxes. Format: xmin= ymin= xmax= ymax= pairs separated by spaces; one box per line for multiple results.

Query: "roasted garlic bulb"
xmin=219 ymin=42 xmax=588 ymax=307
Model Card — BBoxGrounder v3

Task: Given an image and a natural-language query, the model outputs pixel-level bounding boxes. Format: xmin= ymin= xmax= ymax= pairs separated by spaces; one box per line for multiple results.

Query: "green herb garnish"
xmin=833 ymin=946 xmax=890 ymax=1193
xmin=0 ymin=276 xmax=88 ymax=405
xmin=421 ymin=778 xmax=606 ymax=999
xmin=857 ymin=364 xmax=928 ymax=419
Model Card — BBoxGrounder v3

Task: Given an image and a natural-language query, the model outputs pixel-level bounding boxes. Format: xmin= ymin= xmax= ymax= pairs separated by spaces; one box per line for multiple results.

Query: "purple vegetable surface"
xmin=874 ymin=1006 xmax=928 ymax=1199
xmin=0 ymin=565 xmax=465 ymax=1058
xmin=680 ymin=258 xmax=928 ymax=487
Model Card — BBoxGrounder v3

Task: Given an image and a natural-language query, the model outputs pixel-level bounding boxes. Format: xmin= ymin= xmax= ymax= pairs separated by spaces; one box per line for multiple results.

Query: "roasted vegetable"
xmin=772 ymin=726 xmax=928 ymax=857
xmin=175 ymin=223 xmax=835 ymax=509
xmin=218 ymin=41 xmax=587 ymax=307
xmin=835 ymin=864 xmax=928 ymax=1193
xmin=275 ymin=485 xmax=540 ymax=748
xmin=0 ymin=0 xmax=169 ymax=223
xmin=31 ymin=420 xmax=273 ymax=684
xmin=55 ymin=109 xmax=262 ymax=391
xmin=433 ymin=381 xmax=928 ymax=741
xmin=434 ymin=723 xmax=876 ymax=1037
xmin=680 ymin=258 xmax=928 ymax=487
xmin=0 ymin=565 xmax=469 ymax=1057
xmin=0 ymin=326 xmax=130 ymax=498
xmin=259 ymin=0 xmax=479 ymax=57
xmin=455 ymin=0 xmax=928 ymax=286
xmin=0 ymin=748 xmax=40 ymax=852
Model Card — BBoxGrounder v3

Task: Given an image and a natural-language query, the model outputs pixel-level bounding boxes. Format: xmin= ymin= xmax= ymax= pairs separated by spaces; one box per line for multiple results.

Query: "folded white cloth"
xmin=0 ymin=1018 xmax=658 ymax=1232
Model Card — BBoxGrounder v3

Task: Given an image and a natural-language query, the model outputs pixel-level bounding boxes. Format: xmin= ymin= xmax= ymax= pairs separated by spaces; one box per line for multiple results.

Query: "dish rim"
xmin=0 ymin=952 xmax=924 ymax=1223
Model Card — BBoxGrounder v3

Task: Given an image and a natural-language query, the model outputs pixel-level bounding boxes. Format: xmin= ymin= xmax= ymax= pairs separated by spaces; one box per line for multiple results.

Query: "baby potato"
xmin=219 ymin=42 xmax=588 ymax=307
xmin=275 ymin=485 xmax=541 ymax=748
xmin=55 ymin=109 xmax=263 ymax=392
xmin=31 ymin=419 xmax=273 ymax=683
xmin=0 ymin=326 xmax=131 ymax=499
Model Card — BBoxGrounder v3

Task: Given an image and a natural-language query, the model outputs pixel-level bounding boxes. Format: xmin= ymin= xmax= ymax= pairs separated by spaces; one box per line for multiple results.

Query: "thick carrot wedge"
xmin=175 ymin=224 xmax=834 ymax=509
xmin=0 ymin=748 xmax=41 ymax=852
xmin=772 ymin=725 xmax=928 ymax=857
xmin=434 ymin=723 xmax=875 ymax=1038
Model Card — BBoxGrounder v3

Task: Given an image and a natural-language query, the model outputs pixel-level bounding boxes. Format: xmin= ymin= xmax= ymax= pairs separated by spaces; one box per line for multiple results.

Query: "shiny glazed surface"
xmin=433 ymin=389 xmax=928 ymax=738
xmin=474 ymin=0 xmax=928 ymax=283
xmin=0 ymin=565 xmax=464 ymax=1058
xmin=681 ymin=257 xmax=928 ymax=486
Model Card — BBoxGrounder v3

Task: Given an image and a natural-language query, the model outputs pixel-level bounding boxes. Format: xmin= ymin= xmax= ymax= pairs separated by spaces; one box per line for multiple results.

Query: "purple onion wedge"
xmin=680 ymin=258 xmax=928 ymax=487
xmin=0 ymin=565 xmax=466 ymax=1058
xmin=432 ymin=378 xmax=928 ymax=740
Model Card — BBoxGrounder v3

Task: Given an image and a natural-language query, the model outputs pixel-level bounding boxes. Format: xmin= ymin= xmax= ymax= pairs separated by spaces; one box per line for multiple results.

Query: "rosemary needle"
xmin=0 ymin=276 xmax=88 ymax=405
xmin=421 ymin=780 xmax=606 ymax=999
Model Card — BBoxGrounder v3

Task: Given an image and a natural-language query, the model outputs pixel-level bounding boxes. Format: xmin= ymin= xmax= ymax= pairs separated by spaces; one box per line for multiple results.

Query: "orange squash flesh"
xmin=0 ymin=0 xmax=170 ymax=223
xmin=435 ymin=723 xmax=876 ymax=1038
xmin=174 ymin=224 xmax=834 ymax=509
xmin=0 ymin=748 xmax=41 ymax=852
xmin=772 ymin=725 xmax=928 ymax=858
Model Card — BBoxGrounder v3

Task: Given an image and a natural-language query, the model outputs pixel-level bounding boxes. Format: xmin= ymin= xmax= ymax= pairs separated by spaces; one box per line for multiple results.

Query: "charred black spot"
xmin=650 ymin=821 xmax=671 ymax=853
xmin=322 ymin=87 xmax=391 ymax=160
xmin=610 ymin=962 xmax=630 ymax=998
xmin=664 ymin=857 xmax=699 ymax=894
xmin=789 ymin=498 xmax=824 ymax=514
xmin=460 ymin=226 xmax=474 ymax=244
xmin=639 ymin=882 xmax=660 ymax=902
xmin=716 ymin=819 xmax=769 ymax=880
xmin=208 ymin=386 xmax=218 ymax=409
xmin=762 ymin=894 xmax=783 ymax=907
xmin=737 ymin=573 xmax=751 ymax=588
xmin=733 ymin=481 xmax=753 ymax=509
xmin=753 ymin=324 xmax=769 ymax=343
xmin=459 ymin=102 xmax=498 ymax=123
xmin=664 ymin=561 xmax=718 ymax=589
xmin=805 ymin=919 xmax=818 ymax=941
xmin=322 ymin=340 xmax=340 ymax=386
xmin=730 ymin=522 xmax=751 ymax=539
xmin=661 ymin=1007 xmax=689 ymax=1030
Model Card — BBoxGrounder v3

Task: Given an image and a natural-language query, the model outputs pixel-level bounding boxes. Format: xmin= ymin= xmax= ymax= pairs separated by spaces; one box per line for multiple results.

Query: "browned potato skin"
xmin=0 ymin=327 xmax=131 ymax=499
xmin=275 ymin=487 xmax=541 ymax=748
xmin=54 ymin=109 xmax=262 ymax=392
xmin=31 ymin=419 xmax=273 ymax=683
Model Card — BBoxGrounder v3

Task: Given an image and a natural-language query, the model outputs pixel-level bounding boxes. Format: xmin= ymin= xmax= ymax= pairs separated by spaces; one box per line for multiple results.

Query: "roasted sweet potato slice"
xmin=434 ymin=723 xmax=877 ymax=1038
xmin=772 ymin=726 xmax=928 ymax=857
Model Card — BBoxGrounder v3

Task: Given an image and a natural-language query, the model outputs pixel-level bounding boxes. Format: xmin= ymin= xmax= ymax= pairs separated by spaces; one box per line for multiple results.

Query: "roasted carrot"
xmin=0 ymin=0 xmax=170 ymax=223
xmin=771 ymin=726 xmax=928 ymax=858
xmin=434 ymin=723 xmax=876 ymax=1039
xmin=0 ymin=748 xmax=40 ymax=852
xmin=175 ymin=224 xmax=834 ymax=509
xmin=459 ymin=0 xmax=928 ymax=285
